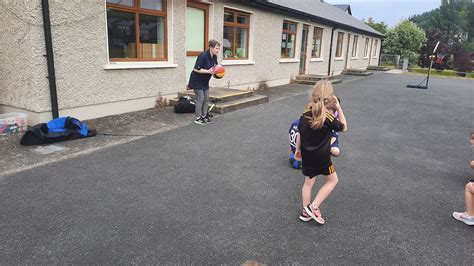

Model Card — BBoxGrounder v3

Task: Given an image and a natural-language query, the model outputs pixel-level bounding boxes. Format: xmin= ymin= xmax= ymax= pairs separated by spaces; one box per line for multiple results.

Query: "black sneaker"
xmin=203 ymin=114 xmax=212 ymax=123
xmin=194 ymin=117 xmax=206 ymax=125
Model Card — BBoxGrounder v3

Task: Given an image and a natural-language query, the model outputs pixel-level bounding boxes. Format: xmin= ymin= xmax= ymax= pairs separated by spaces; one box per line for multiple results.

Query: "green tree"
xmin=410 ymin=0 xmax=473 ymax=71
xmin=364 ymin=17 xmax=388 ymax=35
xmin=410 ymin=0 xmax=473 ymax=45
xmin=383 ymin=20 xmax=426 ymax=61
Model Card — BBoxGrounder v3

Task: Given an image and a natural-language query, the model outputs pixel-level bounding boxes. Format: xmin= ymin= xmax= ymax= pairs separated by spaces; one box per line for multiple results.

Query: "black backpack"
xmin=174 ymin=96 xmax=195 ymax=113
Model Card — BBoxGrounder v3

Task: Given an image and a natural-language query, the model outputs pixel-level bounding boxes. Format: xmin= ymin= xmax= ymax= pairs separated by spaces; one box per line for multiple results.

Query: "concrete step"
xmin=212 ymin=94 xmax=269 ymax=114
xmin=342 ymin=69 xmax=373 ymax=76
xmin=177 ymin=87 xmax=253 ymax=103
xmin=293 ymin=78 xmax=342 ymax=85
xmin=367 ymin=65 xmax=390 ymax=71
xmin=169 ymin=94 xmax=269 ymax=114
xmin=295 ymin=74 xmax=337 ymax=81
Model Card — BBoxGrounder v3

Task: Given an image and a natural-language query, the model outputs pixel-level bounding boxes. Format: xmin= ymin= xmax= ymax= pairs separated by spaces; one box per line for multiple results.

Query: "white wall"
xmin=1 ymin=0 xmax=383 ymax=124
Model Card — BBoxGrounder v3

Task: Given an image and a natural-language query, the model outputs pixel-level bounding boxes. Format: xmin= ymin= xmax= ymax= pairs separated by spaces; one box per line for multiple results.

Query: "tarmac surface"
xmin=0 ymin=73 xmax=473 ymax=264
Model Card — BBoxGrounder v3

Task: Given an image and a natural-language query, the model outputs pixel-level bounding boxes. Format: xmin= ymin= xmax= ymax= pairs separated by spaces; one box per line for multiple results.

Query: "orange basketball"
xmin=213 ymin=65 xmax=225 ymax=79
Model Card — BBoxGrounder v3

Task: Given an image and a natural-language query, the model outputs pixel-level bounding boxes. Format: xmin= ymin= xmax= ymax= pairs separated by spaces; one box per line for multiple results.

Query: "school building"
xmin=0 ymin=0 xmax=383 ymax=125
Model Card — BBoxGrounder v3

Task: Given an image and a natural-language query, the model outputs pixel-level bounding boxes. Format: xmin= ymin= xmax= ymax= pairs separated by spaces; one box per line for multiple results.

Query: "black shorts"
xmin=302 ymin=163 xmax=336 ymax=178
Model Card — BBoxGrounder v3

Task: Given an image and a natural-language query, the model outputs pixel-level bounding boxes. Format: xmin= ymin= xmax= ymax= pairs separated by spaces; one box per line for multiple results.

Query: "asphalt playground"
xmin=0 ymin=72 xmax=473 ymax=264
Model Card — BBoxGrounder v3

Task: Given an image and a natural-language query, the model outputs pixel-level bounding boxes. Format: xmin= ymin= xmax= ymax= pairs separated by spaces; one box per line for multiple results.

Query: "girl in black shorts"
xmin=294 ymin=81 xmax=347 ymax=224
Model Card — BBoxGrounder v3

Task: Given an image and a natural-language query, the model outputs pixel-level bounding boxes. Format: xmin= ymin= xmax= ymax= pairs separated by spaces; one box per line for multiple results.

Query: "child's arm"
xmin=294 ymin=133 xmax=302 ymax=161
xmin=193 ymin=53 xmax=216 ymax=75
xmin=333 ymin=96 xmax=347 ymax=132
xmin=194 ymin=68 xmax=215 ymax=75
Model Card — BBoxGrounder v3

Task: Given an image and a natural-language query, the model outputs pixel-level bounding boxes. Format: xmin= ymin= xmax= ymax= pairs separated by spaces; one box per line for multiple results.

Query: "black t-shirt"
xmin=188 ymin=50 xmax=218 ymax=90
xmin=298 ymin=111 xmax=344 ymax=169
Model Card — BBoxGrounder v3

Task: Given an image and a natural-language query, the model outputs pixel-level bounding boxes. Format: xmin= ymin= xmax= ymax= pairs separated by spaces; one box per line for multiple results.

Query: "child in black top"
xmin=295 ymin=81 xmax=347 ymax=224
xmin=188 ymin=39 xmax=220 ymax=124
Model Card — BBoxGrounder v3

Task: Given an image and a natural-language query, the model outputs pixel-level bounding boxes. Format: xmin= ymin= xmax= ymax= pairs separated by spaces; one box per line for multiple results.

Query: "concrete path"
xmin=1 ymin=73 xmax=472 ymax=264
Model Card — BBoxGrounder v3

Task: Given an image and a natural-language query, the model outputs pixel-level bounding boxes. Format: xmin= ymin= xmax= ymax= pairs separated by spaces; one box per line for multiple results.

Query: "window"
xmin=335 ymin=32 xmax=344 ymax=58
xmin=364 ymin=38 xmax=370 ymax=57
xmin=223 ymin=9 xmax=250 ymax=59
xmin=372 ymin=39 xmax=379 ymax=57
xmin=281 ymin=20 xmax=297 ymax=58
xmin=351 ymin=35 xmax=358 ymax=57
xmin=106 ymin=0 xmax=167 ymax=61
xmin=312 ymin=27 xmax=323 ymax=58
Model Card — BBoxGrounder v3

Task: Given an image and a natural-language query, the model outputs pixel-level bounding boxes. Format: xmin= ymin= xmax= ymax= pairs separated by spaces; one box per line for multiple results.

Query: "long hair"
xmin=306 ymin=81 xmax=334 ymax=129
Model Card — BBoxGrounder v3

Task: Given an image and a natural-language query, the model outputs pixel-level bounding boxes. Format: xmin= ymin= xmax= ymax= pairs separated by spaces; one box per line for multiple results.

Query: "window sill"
xmin=279 ymin=58 xmax=299 ymax=63
xmin=310 ymin=58 xmax=324 ymax=62
xmin=350 ymin=57 xmax=358 ymax=60
xmin=334 ymin=58 xmax=344 ymax=61
xmin=222 ymin=60 xmax=255 ymax=66
xmin=104 ymin=62 xmax=178 ymax=70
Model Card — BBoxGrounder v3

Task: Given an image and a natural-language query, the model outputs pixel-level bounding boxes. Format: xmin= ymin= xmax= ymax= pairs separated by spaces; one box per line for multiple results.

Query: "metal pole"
xmin=426 ymin=60 xmax=433 ymax=89
xmin=41 ymin=0 xmax=59 ymax=119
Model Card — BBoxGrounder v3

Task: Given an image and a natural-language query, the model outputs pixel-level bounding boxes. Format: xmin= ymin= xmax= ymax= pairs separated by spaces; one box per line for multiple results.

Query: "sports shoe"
xmin=203 ymin=114 xmax=212 ymax=123
xmin=194 ymin=117 xmax=206 ymax=125
xmin=299 ymin=208 xmax=312 ymax=222
xmin=304 ymin=204 xmax=325 ymax=224
xmin=452 ymin=212 xmax=474 ymax=225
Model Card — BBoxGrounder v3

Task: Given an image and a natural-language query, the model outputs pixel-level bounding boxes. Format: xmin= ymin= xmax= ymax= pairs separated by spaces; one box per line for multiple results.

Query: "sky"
xmin=326 ymin=0 xmax=441 ymax=26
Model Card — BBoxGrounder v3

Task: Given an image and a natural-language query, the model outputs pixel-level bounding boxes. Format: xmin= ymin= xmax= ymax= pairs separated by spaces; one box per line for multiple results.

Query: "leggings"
xmin=194 ymin=89 xmax=209 ymax=118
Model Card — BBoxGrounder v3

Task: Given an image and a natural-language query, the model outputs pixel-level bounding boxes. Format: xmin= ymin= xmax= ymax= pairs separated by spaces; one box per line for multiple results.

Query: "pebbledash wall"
xmin=0 ymin=0 xmax=186 ymax=125
xmin=0 ymin=0 xmax=382 ymax=125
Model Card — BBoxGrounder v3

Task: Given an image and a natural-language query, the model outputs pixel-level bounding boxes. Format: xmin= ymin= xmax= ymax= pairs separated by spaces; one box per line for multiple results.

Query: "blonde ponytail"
xmin=306 ymin=81 xmax=334 ymax=129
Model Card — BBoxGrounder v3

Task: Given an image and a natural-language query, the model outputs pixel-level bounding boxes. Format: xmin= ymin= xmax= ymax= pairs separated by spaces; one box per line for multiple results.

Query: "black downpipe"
xmin=41 ymin=0 xmax=59 ymax=119
xmin=327 ymin=26 xmax=338 ymax=76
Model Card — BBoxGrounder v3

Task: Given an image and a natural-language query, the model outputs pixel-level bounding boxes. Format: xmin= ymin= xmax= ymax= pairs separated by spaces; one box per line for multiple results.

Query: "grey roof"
xmin=333 ymin=4 xmax=352 ymax=15
xmin=263 ymin=0 xmax=383 ymax=37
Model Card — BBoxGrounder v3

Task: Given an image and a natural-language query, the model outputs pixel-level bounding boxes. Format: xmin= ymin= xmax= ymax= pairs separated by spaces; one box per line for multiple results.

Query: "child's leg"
xmin=466 ymin=182 xmax=474 ymax=216
xmin=302 ymin=176 xmax=316 ymax=208
xmin=330 ymin=132 xmax=340 ymax=157
xmin=311 ymin=172 xmax=339 ymax=208
xmin=330 ymin=137 xmax=340 ymax=157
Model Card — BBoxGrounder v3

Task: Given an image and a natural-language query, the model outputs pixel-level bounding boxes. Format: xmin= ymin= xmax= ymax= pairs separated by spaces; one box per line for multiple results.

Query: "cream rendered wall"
xmin=306 ymin=24 xmax=333 ymax=76
xmin=349 ymin=35 xmax=374 ymax=70
xmin=1 ymin=0 xmax=383 ymax=124
xmin=304 ymin=24 xmax=382 ymax=76
xmin=0 ymin=1 xmax=51 ymax=114
xmin=370 ymin=38 xmax=381 ymax=65
xmin=1 ymin=0 xmax=185 ymax=124
xmin=328 ymin=30 xmax=346 ymax=75
xmin=210 ymin=0 xmax=302 ymax=90
xmin=54 ymin=0 xmax=185 ymax=120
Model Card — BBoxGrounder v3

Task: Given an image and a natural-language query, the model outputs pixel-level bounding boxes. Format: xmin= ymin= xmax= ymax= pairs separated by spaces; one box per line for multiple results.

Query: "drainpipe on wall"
xmin=41 ymin=0 xmax=59 ymax=119
xmin=327 ymin=26 xmax=337 ymax=76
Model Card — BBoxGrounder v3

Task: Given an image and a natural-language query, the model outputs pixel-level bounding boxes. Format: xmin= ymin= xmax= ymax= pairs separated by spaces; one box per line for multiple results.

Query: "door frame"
xmin=186 ymin=1 xmax=209 ymax=57
xmin=299 ymin=24 xmax=310 ymax=75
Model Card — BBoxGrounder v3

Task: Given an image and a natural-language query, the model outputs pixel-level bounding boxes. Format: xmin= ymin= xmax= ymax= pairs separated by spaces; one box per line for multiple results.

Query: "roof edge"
xmin=249 ymin=0 xmax=384 ymax=38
